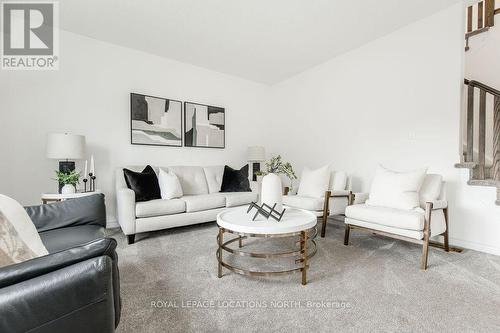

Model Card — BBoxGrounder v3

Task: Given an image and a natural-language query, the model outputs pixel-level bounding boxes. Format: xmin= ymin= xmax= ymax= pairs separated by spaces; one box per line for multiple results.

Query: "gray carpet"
xmin=108 ymin=220 xmax=500 ymax=333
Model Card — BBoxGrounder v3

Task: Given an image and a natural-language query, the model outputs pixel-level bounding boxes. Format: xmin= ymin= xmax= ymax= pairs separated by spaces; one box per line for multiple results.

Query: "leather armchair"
xmin=0 ymin=194 xmax=121 ymax=333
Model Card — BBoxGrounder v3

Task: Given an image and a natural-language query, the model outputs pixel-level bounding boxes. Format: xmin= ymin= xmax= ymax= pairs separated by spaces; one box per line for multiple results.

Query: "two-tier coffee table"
xmin=216 ymin=206 xmax=317 ymax=285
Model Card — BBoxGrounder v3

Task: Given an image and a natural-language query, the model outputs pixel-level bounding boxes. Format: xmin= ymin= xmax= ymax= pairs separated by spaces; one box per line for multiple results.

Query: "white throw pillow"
xmin=297 ymin=165 xmax=331 ymax=198
xmin=158 ymin=168 xmax=183 ymax=200
xmin=203 ymin=166 xmax=224 ymax=193
xmin=0 ymin=194 xmax=48 ymax=259
xmin=366 ymin=165 xmax=427 ymax=210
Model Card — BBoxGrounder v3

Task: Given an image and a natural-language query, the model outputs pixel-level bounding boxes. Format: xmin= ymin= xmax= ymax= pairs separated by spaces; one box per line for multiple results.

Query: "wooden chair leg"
xmin=421 ymin=202 xmax=433 ymax=270
xmin=421 ymin=236 xmax=430 ymax=270
xmin=443 ymin=208 xmax=450 ymax=252
xmin=320 ymin=215 xmax=327 ymax=238
xmin=320 ymin=191 xmax=331 ymax=238
xmin=344 ymin=224 xmax=350 ymax=245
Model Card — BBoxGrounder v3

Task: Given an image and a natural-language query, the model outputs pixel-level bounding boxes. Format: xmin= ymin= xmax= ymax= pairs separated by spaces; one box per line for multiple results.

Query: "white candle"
xmin=84 ymin=160 xmax=88 ymax=177
xmin=90 ymin=155 xmax=95 ymax=175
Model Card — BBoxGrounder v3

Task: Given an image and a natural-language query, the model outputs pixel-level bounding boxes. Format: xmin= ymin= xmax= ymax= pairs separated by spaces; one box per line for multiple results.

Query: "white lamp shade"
xmin=46 ymin=133 xmax=86 ymax=160
xmin=247 ymin=146 xmax=266 ymax=162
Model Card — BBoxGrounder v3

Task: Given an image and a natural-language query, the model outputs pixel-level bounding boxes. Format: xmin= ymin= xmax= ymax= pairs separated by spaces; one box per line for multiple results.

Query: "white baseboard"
xmin=450 ymin=237 xmax=500 ymax=256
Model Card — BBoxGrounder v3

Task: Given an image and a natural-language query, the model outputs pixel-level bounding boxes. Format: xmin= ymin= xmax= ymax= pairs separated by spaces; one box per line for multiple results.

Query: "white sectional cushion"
xmin=136 ymin=199 xmax=186 ymax=218
xmin=283 ymin=195 xmax=324 ymax=211
xmin=181 ymin=194 xmax=226 ymax=213
xmin=345 ymin=204 xmax=425 ymax=231
xmin=329 ymin=171 xmax=347 ymax=191
xmin=366 ymin=165 xmax=427 ymax=210
xmin=203 ymin=166 xmax=225 ymax=193
xmin=419 ymin=174 xmax=443 ymax=208
xmin=297 ymin=165 xmax=330 ymax=198
xmin=222 ymin=192 xmax=258 ymax=208
xmin=168 ymin=166 xmax=209 ymax=195
xmin=158 ymin=168 xmax=183 ymax=200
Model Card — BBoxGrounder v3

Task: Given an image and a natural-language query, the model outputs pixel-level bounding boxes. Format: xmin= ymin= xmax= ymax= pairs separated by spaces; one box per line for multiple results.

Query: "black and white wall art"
xmin=130 ymin=93 xmax=183 ymax=147
xmin=184 ymin=102 xmax=225 ymax=148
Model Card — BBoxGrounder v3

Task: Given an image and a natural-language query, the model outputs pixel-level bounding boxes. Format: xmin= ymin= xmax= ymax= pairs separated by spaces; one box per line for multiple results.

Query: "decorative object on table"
xmin=220 ymin=165 xmax=251 ymax=192
xmin=54 ymin=170 xmax=80 ymax=195
xmin=247 ymin=201 xmax=286 ymax=222
xmin=123 ymin=165 xmax=161 ymax=202
xmin=255 ymin=171 xmax=264 ymax=183
xmin=46 ymin=133 xmax=85 ymax=192
xmin=130 ymin=93 xmax=183 ymax=147
xmin=184 ymin=101 xmax=225 ymax=148
xmin=247 ymin=146 xmax=265 ymax=181
xmin=260 ymin=155 xmax=297 ymax=211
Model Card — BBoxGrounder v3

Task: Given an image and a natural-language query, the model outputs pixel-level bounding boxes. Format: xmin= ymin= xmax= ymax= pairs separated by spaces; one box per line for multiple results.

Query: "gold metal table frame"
xmin=216 ymin=226 xmax=317 ymax=285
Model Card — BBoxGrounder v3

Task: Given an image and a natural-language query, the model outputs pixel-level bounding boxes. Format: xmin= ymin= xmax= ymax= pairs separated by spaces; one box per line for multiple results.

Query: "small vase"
xmin=261 ymin=173 xmax=283 ymax=211
xmin=61 ymin=184 xmax=76 ymax=194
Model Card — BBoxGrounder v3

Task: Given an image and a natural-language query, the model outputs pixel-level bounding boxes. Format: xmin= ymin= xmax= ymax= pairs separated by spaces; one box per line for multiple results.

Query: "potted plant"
xmin=54 ymin=170 xmax=80 ymax=194
xmin=255 ymin=170 xmax=265 ymax=183
xmin=261 ymin=155 xmax=297 ymax=211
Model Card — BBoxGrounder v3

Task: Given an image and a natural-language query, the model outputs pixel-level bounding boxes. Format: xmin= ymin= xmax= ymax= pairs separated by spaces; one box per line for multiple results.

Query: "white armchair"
xmin=283 ymin=167 xmax=352 ymax=238
xmin=344 ymin=173 xmax=449 ymax=270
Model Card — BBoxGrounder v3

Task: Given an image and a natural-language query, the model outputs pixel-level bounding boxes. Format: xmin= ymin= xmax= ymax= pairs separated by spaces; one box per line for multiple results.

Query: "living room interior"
xmin=1 ymin=0 xmax=500 ymax=332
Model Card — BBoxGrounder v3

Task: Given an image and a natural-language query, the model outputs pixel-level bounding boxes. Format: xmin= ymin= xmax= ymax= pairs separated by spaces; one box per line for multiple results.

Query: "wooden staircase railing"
xmin=459 ymin=79 xmax=500 ymax=205
xmin=465 ymin=0 xmax=498 ymax=51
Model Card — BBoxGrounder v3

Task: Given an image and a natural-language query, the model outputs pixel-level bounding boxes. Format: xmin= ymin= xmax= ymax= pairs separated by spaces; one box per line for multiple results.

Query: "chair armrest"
xmin=427 ymin=200 xmax=447 ymax=210
xmin=25 ymin=193 xmax=106 ymax=232
xmin=0 ymin=256 xmax=116 ymax=333
xmin=116 ymin=188 xmax=136 ymax=235
xmin=352 ymin=192 xmax=369 ymax=204
xmin=0 ymin=238 xmax=116 ymax=288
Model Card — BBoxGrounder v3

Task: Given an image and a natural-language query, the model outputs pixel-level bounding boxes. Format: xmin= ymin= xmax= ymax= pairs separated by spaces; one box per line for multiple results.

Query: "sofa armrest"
xmin=0 ymin=238 xmax=116 ymax=288
xmin=352 ymin=192 xmax=369 ymax=204
xmin=25 ymin=193 xmax=106 ymax=232
xmin=116 ymin=188 xmax=136 ymax=235
xmin=0 ymin=256 xmax=116 ymax=333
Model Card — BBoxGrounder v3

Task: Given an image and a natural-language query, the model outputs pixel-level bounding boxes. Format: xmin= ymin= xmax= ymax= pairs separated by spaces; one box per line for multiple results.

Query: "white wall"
xmin=267 ymin=3 xmax=500 ymax=255
xmin=0 ymin=31 xmax=270 ymax=224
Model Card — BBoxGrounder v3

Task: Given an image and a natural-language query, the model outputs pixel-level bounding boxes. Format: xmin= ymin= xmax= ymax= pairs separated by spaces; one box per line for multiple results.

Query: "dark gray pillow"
xmin=123 ymin=165 xmax=161 ymax=202
xmin=220 ymin=165 xmax=251 ymax=192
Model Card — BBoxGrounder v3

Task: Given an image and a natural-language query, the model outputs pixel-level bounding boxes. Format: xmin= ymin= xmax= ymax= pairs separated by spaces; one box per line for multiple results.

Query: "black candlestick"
xmin=83 ymin=178 xmax=88 ymax=192
xmin=91 ymin=175 xmax=96 ymax=192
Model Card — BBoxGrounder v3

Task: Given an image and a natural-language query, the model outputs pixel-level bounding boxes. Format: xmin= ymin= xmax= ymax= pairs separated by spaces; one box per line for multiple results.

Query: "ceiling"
xmin=60 ymin=0 xmax=463 ymax=84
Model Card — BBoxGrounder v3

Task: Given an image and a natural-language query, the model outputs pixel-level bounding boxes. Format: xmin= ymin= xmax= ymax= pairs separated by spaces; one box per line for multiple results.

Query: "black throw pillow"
xmin=220 ymin=165 xmax=251 ymax=192
xmin=123 ymin=165 xmax=161 ymax=202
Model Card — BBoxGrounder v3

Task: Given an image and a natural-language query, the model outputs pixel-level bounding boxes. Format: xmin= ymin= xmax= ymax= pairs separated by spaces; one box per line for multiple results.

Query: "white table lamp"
xmin=47 ymin=133 xmax=86 ymax=173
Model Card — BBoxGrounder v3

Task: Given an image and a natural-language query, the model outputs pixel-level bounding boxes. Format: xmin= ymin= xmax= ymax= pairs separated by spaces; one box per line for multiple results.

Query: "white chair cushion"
xmin=366 ymin=165 xmax=427 ymax=210
xmin=345 ymin=208 xmax=446 ymax=240
xmin=283 ymin=195 xmax=324 ymax=211
xmin=168 ymin=166 xmax=209 ymax=195
xmin=158 ymin=168 xmax=183 ymax=200
xmin=329 ymin=171 xmax=347 ymax=191
xmin=203 ymin=166 xmax=224 ymax=193
xmin=345 ymin=204 xmax=424 ymax=231
xmin=135 ymin=199 xmax=186 ymax=218
xmin=222 ymin=192 xmax=258 ymax=208
xmin=0 ymin=194 xmax=48 ymax=257
xmin=419 ymin=174 xmax=443 ymax=209
xmin=297 ymin=165 xmax=330 ymax=198
xmin=181 ymin=194 xmax=226 ymax=213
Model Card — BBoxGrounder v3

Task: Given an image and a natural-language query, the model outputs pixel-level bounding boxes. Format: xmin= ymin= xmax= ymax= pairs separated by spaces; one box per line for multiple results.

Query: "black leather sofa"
xmin=0 ymin=194 xmax=121 ymax=333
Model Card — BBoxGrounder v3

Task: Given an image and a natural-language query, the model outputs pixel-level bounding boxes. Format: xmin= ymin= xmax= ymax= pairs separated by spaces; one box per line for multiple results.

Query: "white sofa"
xmin=344 ymin=174 xmax=449 ymax=270
xmin=283 ymin=170 xmax=351 ymax=237
xmin=116 ymin=165 xmax=258 ymax=244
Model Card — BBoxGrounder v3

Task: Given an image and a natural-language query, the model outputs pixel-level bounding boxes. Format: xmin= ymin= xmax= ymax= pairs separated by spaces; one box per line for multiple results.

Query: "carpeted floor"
xmin=108 ymin=219 xmax=500 ymax=333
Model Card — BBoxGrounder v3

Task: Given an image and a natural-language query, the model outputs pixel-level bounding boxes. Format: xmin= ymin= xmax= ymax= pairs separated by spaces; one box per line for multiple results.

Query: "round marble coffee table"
xmin=216 ymin=206 xmax=317 ymax=285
